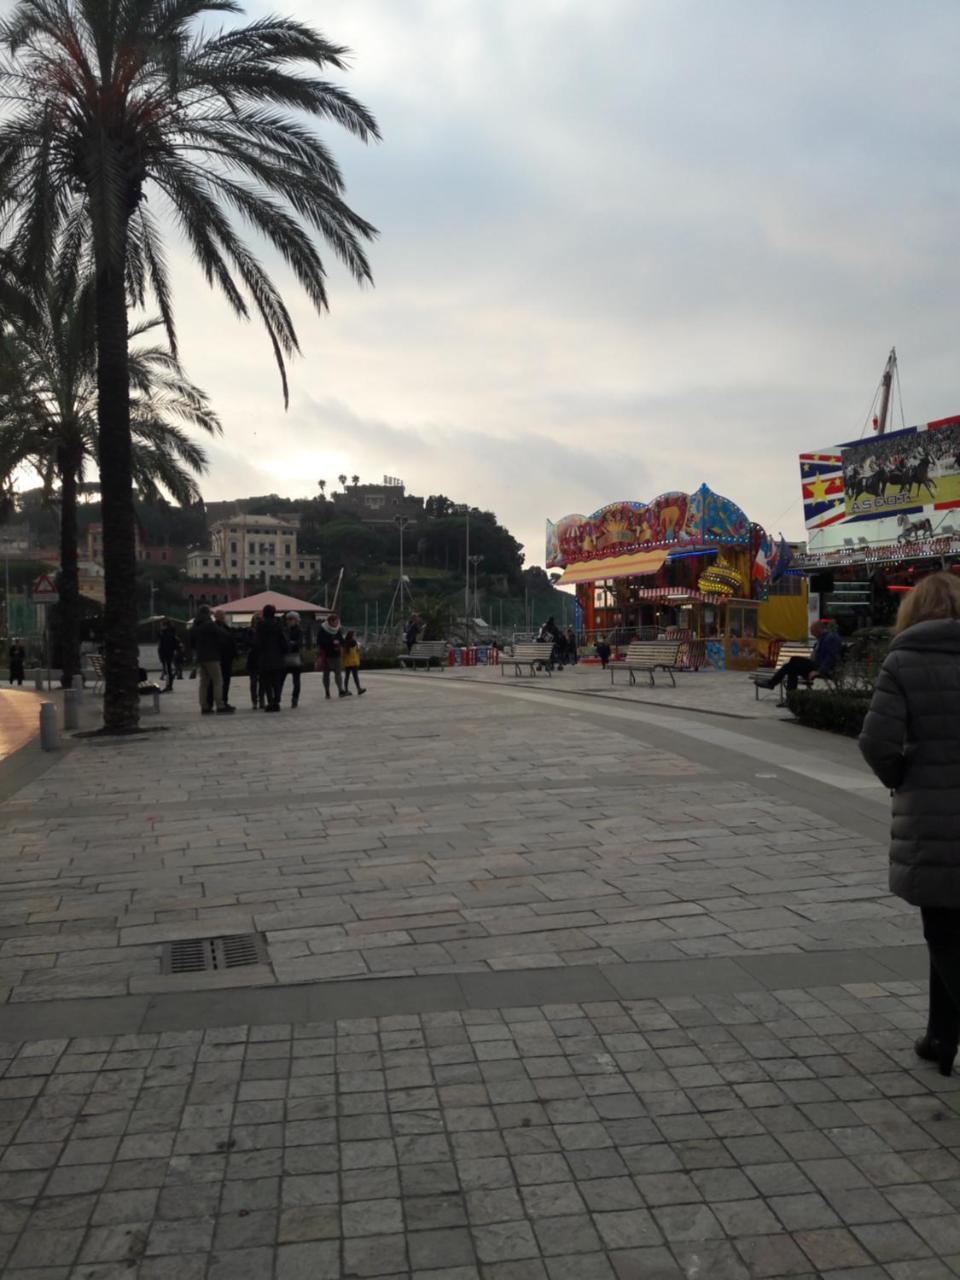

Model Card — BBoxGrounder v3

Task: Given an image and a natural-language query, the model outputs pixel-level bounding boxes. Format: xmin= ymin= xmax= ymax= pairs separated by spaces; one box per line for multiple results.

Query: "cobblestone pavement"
xmin=0 ymin=983 xmax=958 ymax=1279
xmin=0 ymin=674 xmax=907 ymax=1003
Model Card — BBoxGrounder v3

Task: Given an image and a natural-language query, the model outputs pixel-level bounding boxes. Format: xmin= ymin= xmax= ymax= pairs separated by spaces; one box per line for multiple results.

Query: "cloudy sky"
xmin=157 ymin=0 xmax=960 ymax=565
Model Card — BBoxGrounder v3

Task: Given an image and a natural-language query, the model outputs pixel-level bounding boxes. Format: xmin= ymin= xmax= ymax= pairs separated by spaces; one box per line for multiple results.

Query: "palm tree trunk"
xmin=94 ymin=248 xmax=139 ymax=733
xmin=57 ymin=441 xmax=83 ymax=689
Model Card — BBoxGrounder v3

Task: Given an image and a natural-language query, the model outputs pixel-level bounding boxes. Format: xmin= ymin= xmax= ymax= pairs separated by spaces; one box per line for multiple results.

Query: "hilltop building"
xmin=331 ymin=478 xmax=424 ymax=526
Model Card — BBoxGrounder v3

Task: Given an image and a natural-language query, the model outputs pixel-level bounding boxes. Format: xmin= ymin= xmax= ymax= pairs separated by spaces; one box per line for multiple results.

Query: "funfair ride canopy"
xmin=800 ymin=415 xmax=960 ymax=568
xmin=546 ymin=483 xmax=790 ymax=596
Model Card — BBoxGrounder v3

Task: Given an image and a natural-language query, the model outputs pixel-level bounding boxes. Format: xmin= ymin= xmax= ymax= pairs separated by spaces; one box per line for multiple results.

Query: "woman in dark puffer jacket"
xmin=859 ymin=571 xmax=960 ymax=1076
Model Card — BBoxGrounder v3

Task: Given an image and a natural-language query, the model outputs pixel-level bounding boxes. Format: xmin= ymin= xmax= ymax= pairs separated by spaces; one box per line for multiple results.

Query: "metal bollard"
xmin=34 ymin=668 xmax=44 ymax=691
xmin=63 ymin=688 xmax=79 ymax=731
xmin=39 ymin=702 xmax=60 ymax=751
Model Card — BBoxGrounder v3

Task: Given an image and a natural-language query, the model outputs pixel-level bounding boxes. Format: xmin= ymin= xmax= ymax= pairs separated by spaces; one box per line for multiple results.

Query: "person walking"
xmin=565 ymin=627 xmax=578 ymax=664
xmin=859 ymin=571 xmax=960 ymax=1076
xmin=157 ymin=619 xmax=178 ymax=691
xmin=256 ymin=604 xmax=288 ymax=712
xmin=189 ymin=606 xmax=235 ymax=715
xmin=317 ymin=612 xmax=346 ymax=698
xmin=283 ymin=611 xmax=304 ymax=708
xmin=342 ymin=629 xmax=365 ymax=695
xmin=8 ymin=638 xmax=25 ymax=686
xmin=246 ymin=611 xmax=264 ymax=709
xmin=404 ymin=614 xmax=421 ymax=654
xmin=595 ymin=635 xmax=612 ymax=669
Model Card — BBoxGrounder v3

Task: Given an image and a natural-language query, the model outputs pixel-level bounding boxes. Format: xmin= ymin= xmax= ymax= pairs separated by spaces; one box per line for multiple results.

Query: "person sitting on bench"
xmin=757 ymin=622 xmax=843 ymax=691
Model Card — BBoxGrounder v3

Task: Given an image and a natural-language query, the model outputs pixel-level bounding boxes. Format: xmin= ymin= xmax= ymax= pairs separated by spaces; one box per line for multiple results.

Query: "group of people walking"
xmin=161 ymin=606 xmax=366 ymax=716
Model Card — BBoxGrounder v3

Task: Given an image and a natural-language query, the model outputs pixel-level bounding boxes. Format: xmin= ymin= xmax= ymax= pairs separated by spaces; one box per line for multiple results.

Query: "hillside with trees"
xmin=4 ymin=484 xmax=572 ymax=638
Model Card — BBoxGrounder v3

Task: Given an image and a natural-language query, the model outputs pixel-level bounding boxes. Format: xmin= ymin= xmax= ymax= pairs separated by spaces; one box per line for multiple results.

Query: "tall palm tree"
xmin=338 ymin=473 xmax=348 ymax=490
xmin=0 ymin=2 xmax=379 ymax=730
xmin=351 ymin=473 xmax=360 ymax=487
xmin=0 ymin=268 xmax=219 ymax=686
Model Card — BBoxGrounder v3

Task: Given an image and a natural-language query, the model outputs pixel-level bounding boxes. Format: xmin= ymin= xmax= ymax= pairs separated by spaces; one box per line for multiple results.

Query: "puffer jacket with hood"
xmin=859 ymin=618 xmax=960 ymax=906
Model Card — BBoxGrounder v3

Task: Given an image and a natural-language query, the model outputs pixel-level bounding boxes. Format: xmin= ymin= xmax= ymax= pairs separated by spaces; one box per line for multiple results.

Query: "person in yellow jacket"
xmin=341 ymin=630 xmax=366 ymax=696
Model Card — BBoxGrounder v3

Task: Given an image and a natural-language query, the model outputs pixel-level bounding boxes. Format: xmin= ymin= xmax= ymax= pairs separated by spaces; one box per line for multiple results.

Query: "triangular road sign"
xmin=31 ymin=573 xmax=59 ymax=602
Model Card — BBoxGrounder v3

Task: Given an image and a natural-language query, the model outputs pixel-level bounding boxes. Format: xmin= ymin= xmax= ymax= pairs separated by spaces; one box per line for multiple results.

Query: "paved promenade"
xmin=0 ymin=671 xmax=956 ymax=1278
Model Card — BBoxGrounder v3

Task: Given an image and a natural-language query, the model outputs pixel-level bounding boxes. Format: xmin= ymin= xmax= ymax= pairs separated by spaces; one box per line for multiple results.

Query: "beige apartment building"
xmin=186 ymin=514 xmax=321 ymax=583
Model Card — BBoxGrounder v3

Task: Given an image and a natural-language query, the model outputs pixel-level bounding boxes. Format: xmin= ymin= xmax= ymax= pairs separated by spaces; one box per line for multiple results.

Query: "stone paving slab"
xmin=433 ymin=663 xmax=791 ymax=720
xmin=0 ymin=981 xmax=956 ymax=1278
xmin=0 ymin=676 xmax=911 ymax=1003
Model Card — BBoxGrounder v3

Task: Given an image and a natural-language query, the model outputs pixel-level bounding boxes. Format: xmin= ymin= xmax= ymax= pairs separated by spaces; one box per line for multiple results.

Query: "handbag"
xmin=285 ymin=652 xmax=301 ymax=670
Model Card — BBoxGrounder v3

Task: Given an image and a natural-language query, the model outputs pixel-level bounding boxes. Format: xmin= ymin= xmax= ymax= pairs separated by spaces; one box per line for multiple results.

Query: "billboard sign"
xmin=800 ymin=413 xmax=960 ymax=563
xmin=841 ymin=422 xmax=960 ymax=517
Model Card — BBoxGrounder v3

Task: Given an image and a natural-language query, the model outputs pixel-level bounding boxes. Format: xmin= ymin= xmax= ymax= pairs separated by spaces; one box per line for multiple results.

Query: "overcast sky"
xmin=123 ymin=1 xmax=960 ymax=562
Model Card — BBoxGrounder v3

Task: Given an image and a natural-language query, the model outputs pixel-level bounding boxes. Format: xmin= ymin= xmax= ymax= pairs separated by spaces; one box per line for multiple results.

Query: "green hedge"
xmin=786 ymin=688 xmax=872 ymax=738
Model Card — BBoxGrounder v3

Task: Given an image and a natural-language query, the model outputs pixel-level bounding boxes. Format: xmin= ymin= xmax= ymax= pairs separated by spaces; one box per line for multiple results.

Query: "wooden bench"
xmin=500 ymin=641 xmax=554 ymax=677
xmin=83 ymin=654 xmax=161 ymax=711
xmin=752 ymin=642 xmax=813 ymax=702
xmin=610 ymin=642 xmax=682 ymax=687
xmin=397 ymin=641 xmax=448 ymax=670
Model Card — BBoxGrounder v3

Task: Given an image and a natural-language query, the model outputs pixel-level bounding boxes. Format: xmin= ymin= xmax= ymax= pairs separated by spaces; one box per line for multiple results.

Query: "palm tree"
xmin=0 ymin=2 xmax=379 ymax=731
xmin=318 ymin=480 xmax=326 ymax=497
xmin=351 ymin=473 xmax=360 ymax=488
xmin=338 ymin=474 xmax=348 ymax=490
xmin=0 ymin=267 xmax=219 ymax=686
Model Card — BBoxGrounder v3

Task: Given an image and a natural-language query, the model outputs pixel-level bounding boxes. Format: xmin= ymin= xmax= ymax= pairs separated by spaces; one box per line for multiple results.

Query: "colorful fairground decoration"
xmin=546 ymin=484 xmax=799 ymax=670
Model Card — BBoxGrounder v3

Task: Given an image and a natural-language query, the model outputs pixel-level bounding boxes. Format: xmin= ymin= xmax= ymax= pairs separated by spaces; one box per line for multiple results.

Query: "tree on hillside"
xmin=0 ymin=267 xmax=219 ymax=684
xmin=425 ymin=494 xmax=454 ymax=518
xmin=0 ymin=1 xmax=379 ymax=730
xmin=338 ymin=474 xmax=348 ymax=490
xmin=351 ymin=473 xmax=360 ymax=487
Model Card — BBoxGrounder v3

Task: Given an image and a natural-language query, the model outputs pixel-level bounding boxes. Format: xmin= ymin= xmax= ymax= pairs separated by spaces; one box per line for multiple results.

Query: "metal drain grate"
xmin=161 ymin=933 xmax=267 ymax=975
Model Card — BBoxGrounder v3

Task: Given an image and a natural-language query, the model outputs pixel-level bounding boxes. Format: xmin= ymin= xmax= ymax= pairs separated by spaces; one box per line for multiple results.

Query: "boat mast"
xmin=875 ymin=347 xmax=897 ymax=436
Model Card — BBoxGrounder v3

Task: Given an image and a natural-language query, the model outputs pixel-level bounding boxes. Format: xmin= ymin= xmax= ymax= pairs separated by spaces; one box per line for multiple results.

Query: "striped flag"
xmin=799 ymin=451 xmax=845 ymax=529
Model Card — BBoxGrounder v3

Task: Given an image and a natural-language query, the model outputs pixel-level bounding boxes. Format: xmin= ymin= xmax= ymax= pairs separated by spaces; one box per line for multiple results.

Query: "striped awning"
xmin=556 ymin=550 xmax=668 ymax=585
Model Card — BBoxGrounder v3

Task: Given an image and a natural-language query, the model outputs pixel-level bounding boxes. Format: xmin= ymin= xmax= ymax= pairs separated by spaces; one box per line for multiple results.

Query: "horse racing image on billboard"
xmin=841 ymin=421 xmax=960 ymax=517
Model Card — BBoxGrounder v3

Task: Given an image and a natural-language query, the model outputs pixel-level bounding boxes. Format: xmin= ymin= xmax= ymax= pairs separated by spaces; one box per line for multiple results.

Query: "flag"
xmin=799 ymin=452 xmax=845 ymax=530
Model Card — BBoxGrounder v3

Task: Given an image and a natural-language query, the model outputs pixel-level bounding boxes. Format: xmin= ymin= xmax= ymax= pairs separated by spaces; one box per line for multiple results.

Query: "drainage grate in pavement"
xmin=161 ymin=933 xmax=267 ymax=975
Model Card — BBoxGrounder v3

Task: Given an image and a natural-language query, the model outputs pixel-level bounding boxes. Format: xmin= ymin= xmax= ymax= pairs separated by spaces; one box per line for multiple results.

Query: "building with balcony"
xmin=187 ymin=514 xmax=321 ymax=584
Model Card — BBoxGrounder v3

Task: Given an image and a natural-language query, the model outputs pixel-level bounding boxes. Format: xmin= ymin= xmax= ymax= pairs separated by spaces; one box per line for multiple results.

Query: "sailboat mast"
xmin=875 ymin=347 xmax=896 ymax=436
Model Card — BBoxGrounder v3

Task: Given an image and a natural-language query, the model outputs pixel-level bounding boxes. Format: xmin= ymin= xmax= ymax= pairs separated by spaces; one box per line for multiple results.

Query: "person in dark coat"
xmin=595 ymin=636 xmax=612 ymax=669
xmin=757 ymin=621 xmax=843 ymax=691
xmin=255 ymin=604 xmax=288 ymax=712
xmin=404 ymin=615 xmax=421 ymax=654
xmin=859 ymin=571 xmax=960 ymax=1076
xmin=317 ymin=613 xmax=346 ymax=697
xmin=246 ymin=610 xmax=265 ymax=709
xmin=189 ymin=606 xmax=234 ymax=715
xmin=207 ymin=611 xmax=236 ymax=710
xmin=8 ymin=639 xmax=25 ymax=686
xmin=281 ymin=611 xmax=304 ymax=708
xmin=157 ymin=619 xmax=178 ymax=691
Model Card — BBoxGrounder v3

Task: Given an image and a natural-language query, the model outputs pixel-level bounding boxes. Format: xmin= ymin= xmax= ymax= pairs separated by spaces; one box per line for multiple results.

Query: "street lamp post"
xmin=468 ymin=555 xmax=483 ymax=628
xmin=395 ymin=516 xmax=412 ymax=623
xmin=464 ymin=509 xmax=469 ymax=644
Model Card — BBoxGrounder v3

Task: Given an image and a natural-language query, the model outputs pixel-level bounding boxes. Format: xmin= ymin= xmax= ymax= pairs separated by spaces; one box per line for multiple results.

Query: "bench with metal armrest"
xmin=500 ymin=641 xmax=555 ymax=677
xmin=397 ymin=641 xmax=449 ymax=670
xmin=610 ymin=642 xmax=683 ymax=688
